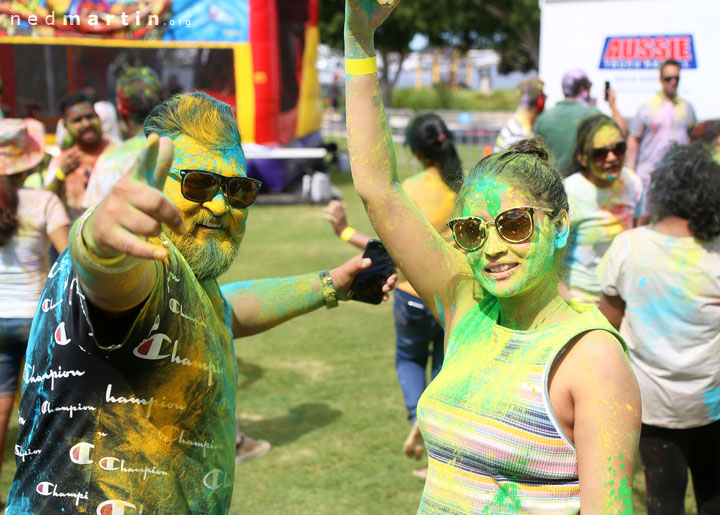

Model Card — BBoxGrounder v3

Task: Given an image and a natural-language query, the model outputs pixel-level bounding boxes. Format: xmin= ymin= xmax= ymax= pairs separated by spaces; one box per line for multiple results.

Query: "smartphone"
xmin=604 ymin=81 xmax=611 ymax=101
xmin=348 ymin=239 xmax=396 ymax=305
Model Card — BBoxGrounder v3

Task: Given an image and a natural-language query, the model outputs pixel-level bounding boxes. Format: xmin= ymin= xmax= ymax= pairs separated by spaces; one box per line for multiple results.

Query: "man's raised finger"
xmin=130 ymin=133 xmax=160 ymax=187
xmin=130 ymin=187 xmax=186 ymax=234
xmin=152 ymin=136 xmax=174 ymax=190
xmin=106 ymin=226 xmax=169 ymax=261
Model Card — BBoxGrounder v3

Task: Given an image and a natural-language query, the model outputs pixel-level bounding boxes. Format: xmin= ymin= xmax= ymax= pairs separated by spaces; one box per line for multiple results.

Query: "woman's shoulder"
xmin=18 ymin=188 xmax=62 ymax=212
xmin=554 ymin=327 xmax=634 ymax=402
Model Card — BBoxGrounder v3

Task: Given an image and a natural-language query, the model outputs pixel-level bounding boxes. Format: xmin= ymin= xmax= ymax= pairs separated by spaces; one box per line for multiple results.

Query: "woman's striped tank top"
xmin=416 ymin=296 xmax=624 ymax=514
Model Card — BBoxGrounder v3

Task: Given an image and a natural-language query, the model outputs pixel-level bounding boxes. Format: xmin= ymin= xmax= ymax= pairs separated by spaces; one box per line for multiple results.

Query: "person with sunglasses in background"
xmin=626 ymin=59 xmax=696 ymax=224
xmin=6 ymin=92 xmax=396 ymax=514
xmin=599 ymin=143 xmax=720 ymax=515
xmin=561 ymin=114 xmax=643 ymax=305
xmin=345 ymin=1 xmax=640 ymax=512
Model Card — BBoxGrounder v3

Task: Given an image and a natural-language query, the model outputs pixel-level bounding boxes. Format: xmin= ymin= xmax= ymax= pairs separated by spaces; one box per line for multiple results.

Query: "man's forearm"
xmin=222 ymin=272 xmax=333 ymax=338
xmin=69 ymin=209 xmax=157 ymax=314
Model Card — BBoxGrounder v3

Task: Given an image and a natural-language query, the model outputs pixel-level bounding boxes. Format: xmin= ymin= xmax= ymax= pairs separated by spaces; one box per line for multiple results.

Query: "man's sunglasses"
xmin=591 ymin=141 xmax=627 ymax=162
xmin=169 ymin=169 xmax=262 ymax=209
xmin=447 ymin=206 xmax=553 ymax=252
xmin=662 ymin=75 xmax=680 ymax=83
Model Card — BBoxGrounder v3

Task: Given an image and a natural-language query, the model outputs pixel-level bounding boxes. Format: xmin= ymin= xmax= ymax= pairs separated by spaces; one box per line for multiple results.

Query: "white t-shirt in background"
xmin=599 ymin=227 xmax=720 ymax=428
xmin=563 ymin=168 xmax=643 ymax=304
xmin=0 ymin=189 xmax=70 ymax=318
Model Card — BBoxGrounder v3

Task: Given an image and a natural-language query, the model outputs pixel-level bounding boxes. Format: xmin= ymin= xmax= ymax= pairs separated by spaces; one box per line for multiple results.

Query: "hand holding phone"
xmin=348 ymin=239 xmax=396 ymax=304
xmin=604 ymin=81 xmax=611 ymax=102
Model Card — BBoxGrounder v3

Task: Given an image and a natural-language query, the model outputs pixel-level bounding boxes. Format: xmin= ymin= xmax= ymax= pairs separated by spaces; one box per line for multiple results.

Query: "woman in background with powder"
xmin=324 ymin=113 xmax=462 ymax=474
xmin=0 ymin=118 xmax=69 ymax=489
xmin=599 ymin=143 xmax=720 ymax=514
xmin=562 ymin=114 xmax=643 ymax=304
xmin=344 ymin=1 xmax=640 ymax=512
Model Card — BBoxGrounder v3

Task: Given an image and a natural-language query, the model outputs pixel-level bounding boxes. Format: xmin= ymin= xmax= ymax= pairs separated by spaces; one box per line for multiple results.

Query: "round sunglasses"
xmin=590 ymin=141 xmax=627 ymax=162
xmin=447 ymin=206 xmax=553 ymax=252
xmin=169 ymin=169 xmax=262 ymax=209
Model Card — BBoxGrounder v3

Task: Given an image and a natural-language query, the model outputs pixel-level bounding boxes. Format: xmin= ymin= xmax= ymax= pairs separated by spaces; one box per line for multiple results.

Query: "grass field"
xmin=0 ymin=149 xmax=697 ymax=513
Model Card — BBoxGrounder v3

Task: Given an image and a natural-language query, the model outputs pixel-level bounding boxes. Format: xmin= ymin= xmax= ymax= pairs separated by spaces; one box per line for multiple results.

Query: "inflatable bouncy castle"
xmin=0 ymin=0 xmax=322 ymax=145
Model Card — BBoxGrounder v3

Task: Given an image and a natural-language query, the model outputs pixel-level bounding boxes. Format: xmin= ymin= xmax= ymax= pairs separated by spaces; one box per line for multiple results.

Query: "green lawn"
xmin=0 ymin=151 xmax=697 ymax=513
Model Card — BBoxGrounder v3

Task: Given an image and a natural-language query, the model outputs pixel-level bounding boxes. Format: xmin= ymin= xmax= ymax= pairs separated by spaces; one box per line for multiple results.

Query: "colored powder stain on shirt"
xmin=481 ymin=483 xmax=522 ymax=514
xmin=702 ymin=385 xmax=720 ymax=420
xmin=563 ymin=169 xmax=642 ymax=304
xmin=8 ymin=240 xmax=237 ymax=513
xmin=417 ymin=296 xmax=625 ymax=513
xmin=599 ymin=227 xmax=720 ymax=428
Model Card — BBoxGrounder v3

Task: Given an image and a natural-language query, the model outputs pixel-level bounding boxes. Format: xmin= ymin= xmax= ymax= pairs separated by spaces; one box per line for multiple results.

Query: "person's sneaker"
xmin=235 ymin=432 xmax=271 ymax=464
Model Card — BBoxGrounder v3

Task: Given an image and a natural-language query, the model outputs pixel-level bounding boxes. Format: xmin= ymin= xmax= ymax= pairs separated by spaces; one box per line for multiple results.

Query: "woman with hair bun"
xmin=325 ymin=112 xmax=461 ymax=474
xmin=599 ymin=143 xmax=720 ymax=515
xmin=344 ymin=1 xmax=640 ymax=512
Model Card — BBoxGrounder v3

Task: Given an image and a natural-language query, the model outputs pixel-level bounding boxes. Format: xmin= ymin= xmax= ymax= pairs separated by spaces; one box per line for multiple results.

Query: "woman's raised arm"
xmin=344 ymin=0 xmax=468 ymax=318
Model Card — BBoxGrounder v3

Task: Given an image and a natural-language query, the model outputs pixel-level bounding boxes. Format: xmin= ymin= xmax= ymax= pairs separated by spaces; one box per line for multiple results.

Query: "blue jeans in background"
xmin=0 ymin=317 xmax=33 ymax=395
xmin=393 ymin=289 xmax=444 ymax=425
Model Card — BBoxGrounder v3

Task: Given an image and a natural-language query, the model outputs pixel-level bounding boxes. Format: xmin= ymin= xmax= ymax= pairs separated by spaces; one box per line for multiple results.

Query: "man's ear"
xmin=554 ymin=210 xmax=570 ymax=249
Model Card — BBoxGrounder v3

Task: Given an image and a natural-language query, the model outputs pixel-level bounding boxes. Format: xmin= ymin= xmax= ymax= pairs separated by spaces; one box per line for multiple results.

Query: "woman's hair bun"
xmin=506 ymin=137 xmax=551 ymax=164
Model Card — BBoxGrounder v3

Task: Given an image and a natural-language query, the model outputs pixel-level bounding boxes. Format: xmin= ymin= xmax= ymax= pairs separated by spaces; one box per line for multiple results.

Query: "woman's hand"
xmin=345 ymin=0 xmax=399 ymax=42
xmin=323 ymin=200 xmax=349 ymax=237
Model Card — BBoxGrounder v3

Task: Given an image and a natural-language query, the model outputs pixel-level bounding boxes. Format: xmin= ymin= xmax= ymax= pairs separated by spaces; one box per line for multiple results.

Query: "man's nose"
xmin=203 ymin=188 xmax=231 ymax=217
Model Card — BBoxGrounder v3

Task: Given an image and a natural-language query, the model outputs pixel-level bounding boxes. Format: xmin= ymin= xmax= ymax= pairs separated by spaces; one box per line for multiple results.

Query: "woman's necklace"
xmin=498 ymin=300 xmax=567 ymax=330
xmin=530 ymin=301 xmax=566 ymax=330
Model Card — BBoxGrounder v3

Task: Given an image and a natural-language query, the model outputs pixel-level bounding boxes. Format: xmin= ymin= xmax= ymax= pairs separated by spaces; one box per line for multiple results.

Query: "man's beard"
xmin=165 ymin=225 xmax=244 ymax=281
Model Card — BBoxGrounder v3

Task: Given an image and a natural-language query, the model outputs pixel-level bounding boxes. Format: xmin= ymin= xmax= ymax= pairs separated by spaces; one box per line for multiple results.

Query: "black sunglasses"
xmin=591 ymin=141 xmax=627 ymax=162
xmin=169 ymin=169 xmax=262 ymax=209
xmin=447 ymin=206 xmax=553 ymax=252
xmin=662 ymin=75 xmax=680 ymax=83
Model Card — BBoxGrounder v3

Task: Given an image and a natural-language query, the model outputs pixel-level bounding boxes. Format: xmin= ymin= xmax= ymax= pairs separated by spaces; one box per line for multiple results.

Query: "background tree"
xmin=319 ymin=3 xmax=432 ymax=106
xmin=425 ymin=0 xmax=540 ymax=73
xmin=319 ymin=0 xmax=540 ymax=105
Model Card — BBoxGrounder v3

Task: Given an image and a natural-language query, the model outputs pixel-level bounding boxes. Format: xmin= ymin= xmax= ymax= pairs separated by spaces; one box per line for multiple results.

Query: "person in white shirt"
xmin=493 ymin=78 xmax=545 ymax=152
xmin=599 ymin=143 xmax=720 ymax=515
xmin=562 ymin=114 xmax=642 ymax=304
xmin=0 ymin=118 xmax=70 ymax=485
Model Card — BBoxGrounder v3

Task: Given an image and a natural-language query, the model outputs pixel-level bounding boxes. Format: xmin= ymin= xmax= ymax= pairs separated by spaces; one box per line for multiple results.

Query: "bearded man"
xmin=6 ymin=93 xmax=393 ymax=513
xmin=46 ymin=92 xmax=113 ymax=220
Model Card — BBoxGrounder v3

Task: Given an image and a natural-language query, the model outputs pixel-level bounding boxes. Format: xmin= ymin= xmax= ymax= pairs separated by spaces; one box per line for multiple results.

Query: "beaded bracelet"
xmin=318 ymin=269 xmax=339 ymax=309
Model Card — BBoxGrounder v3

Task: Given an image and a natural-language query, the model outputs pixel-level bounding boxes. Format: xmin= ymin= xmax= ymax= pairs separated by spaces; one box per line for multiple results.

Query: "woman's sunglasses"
xmin=169 ymin=169 xmax=262 ymax=209
xmin=447 ymin=206 xmax=553 ymax=252
xmin=591 ymin=141 xmax=627 ymax=162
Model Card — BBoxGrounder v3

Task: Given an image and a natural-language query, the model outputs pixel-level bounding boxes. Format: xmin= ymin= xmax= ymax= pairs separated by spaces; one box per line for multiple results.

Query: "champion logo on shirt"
xmin=203 ymin=469 xmax=229 ymax=490
xmin=35 ymin=482 xmax=89 ymax=506
xmin=96 ymin=499 xmax=137 ymax=514
xmin=133 ymin=333 xmax=172 ymax=360
xmin=70 ymin=442 xmax=94 ymax=465
xmin=41 ymin=298 xmax=62 ymax=313
xmin=54 ymin=322 xmax=71 ymax=346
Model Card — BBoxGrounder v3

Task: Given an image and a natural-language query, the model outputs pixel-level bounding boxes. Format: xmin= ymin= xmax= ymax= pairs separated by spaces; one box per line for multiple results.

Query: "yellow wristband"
xmin=55 ymin=169 xmax=67 ymax=182
xmin=345 ymin=56 xmax=377 ymax=76
xmin=340 ymin=227 xmax=357 ymax=242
